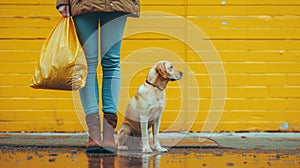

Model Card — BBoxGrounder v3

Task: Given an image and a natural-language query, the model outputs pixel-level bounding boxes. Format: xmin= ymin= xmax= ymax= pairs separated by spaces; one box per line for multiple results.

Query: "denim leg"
xmin=99 ymin=12 xmax=128 ymax=114
xmin=73 ymin=13 xmax=100 ymax=115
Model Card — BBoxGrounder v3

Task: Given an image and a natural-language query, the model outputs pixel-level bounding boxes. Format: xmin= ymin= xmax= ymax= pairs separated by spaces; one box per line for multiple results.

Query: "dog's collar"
xmin=145 ymin=80 xmax=164 ymax=91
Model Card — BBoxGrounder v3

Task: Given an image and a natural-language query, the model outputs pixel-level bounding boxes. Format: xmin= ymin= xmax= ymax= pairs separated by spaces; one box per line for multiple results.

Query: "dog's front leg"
xmin=140 ymin=116 xmax=153 ymax=153
xmin=152 ymin=115 xmax=168 ymax=152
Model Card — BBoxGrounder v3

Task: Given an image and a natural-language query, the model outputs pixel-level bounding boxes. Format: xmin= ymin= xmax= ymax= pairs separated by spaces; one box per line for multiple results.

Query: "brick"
xmin=228 ymin=87 xmax=268 ymax=98
xmin=268 ymin=87 xmax=300 ymax=98
xmin=287 ymin=74 xmax=300 ymax=85
xmin=227 ymin=63 xmax=268 ymax=73
xmin=268 ymin=63 xmax=300 ymax=73
xmin=228 ymin=74 xmax=286 ymax=86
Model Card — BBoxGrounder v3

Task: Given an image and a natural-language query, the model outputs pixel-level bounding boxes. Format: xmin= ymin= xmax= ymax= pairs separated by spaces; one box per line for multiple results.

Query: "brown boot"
xmin=102 ymin=113 xmax=118 ymax=153
xmin=85 ymin=113 xmax=104 ymax=153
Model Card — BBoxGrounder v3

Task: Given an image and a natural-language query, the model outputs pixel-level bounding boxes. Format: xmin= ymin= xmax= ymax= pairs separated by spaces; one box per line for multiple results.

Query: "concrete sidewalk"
xmin=0 ymin=132 xmax=299 ymax=150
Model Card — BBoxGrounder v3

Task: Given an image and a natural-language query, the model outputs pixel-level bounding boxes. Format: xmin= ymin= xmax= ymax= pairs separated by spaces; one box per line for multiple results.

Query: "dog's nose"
xmin=179 ymin=71 xmax=183 ymax=77
xmin=177 ymin=71 xmax=183 ymax=79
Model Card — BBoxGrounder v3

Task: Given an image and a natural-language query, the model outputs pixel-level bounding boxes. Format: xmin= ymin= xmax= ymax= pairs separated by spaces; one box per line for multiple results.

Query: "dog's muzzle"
xmin=170 ymin=71 xmax=183 ymax=81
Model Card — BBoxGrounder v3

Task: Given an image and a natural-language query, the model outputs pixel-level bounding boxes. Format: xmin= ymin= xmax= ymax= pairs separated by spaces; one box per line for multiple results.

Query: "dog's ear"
xmin=156 ymin=62 xmax=168 ymax=79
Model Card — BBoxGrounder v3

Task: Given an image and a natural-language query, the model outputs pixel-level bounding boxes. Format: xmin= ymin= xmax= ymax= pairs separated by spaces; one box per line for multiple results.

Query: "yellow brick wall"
xmin=0 ymin=0 xmax=300 ymax=132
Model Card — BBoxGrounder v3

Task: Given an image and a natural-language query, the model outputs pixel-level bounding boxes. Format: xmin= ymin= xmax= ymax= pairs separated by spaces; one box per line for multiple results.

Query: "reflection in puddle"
xmin=0 ymin=147 xmax=299 ymax=168
xmin=118 ymin=152 xmax=163 ymax=168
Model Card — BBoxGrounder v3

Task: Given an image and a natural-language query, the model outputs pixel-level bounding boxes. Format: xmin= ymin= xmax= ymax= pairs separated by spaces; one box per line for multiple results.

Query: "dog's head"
xmin=146 ymin=61 xmax=183 ymax=90
xmin=155 ymin=61 xmax=183 ymax=81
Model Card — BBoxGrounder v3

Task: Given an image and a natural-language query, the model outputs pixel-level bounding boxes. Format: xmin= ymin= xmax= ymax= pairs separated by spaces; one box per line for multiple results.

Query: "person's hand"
xmin=58 ymin=5 xmax=70 ymax=17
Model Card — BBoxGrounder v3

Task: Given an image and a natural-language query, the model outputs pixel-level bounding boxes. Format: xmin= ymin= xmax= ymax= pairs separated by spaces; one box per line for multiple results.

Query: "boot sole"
xmin=86 ymin=146 xmax=105 ymax=153
xmin=102 ymin=147 xmax=117 ymax=154
xmin=86 ymin=146 xmax=117 ymax=154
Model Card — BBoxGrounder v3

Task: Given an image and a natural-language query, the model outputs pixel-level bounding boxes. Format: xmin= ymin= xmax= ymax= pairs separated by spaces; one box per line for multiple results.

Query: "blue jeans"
xmin=73 ymin=12 xmax=127 ymax=115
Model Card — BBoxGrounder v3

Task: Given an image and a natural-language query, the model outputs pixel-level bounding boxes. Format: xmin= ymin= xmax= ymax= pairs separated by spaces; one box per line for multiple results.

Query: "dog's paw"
xmin=118 ymin=145 xmax=128 ymax=151
xmin=155 ymin=147 xmax=168 ymax=153
xmin=142 ymin=146 xmax=153 ymax=153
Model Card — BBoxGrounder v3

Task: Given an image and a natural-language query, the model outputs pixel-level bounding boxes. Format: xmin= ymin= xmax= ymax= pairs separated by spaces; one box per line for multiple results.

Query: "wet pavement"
xmin=0 ymin=146 xmax=299 ymax=168
xmin=0 ymin=133 xmax=300 ymax=167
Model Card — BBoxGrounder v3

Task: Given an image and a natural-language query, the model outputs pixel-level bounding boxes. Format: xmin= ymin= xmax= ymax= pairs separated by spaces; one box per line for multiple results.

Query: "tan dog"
xmin=118 ymin=61 xmax=183 ymax=153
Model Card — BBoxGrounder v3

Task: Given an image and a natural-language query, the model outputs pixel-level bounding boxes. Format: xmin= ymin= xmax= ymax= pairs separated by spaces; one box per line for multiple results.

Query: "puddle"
xmin=0 ymin=146 xmax=299 ymax=168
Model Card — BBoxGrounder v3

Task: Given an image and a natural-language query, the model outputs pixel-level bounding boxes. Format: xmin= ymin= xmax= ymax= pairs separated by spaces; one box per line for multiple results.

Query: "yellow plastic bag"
xmin=30 ymin=17 xmax=87 ymax=90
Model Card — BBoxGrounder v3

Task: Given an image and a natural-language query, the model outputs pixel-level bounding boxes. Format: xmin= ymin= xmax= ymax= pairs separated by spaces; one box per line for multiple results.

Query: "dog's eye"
xmin=169 ymin=65 xmax=173 ymax=69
